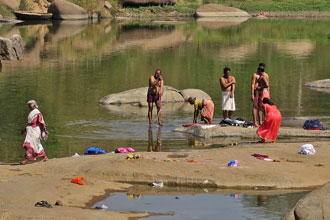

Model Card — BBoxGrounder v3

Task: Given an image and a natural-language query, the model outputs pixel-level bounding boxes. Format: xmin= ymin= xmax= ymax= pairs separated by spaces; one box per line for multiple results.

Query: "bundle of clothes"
xmin=219 ymin=117 xmax=254 ymax=128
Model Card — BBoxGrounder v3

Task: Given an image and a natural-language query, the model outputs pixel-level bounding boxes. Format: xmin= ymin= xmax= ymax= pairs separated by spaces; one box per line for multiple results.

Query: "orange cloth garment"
xmin=257 ymin=104 xmax=282 ymax=141
xmin=71 ymin=177 xmax=85 ymax=185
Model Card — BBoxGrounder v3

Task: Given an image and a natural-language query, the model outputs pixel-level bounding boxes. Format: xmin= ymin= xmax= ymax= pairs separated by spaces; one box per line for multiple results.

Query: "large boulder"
xmin=99 ymin=86 xmax=184 ymax=107
xmin=48 ymin=0 xmax=88 ymax=20
xmin=122 ymin=0 xmax=176 ymax=7
xmin=99 ymin=86 xmax=211 ymax=107
xmin=0 ymin=35 xmax=24 ymax=60
xmin=180 ymin=89 xmax=211 ymax=101
xmin=0 ymin=0 xmax=20 ymax=10
xmin=305 ymin=79 xmax=330 ymax=88
xmin=281 ymin=182 xmax=330 ymax=220
xmin=195 ymin=4 xmax=250 ymax=17
xmin=305 ymin=79 xmax=330 ymax=94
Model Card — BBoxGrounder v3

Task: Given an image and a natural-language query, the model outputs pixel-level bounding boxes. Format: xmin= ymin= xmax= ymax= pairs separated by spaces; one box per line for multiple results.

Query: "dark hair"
xmin=257 ymin=66 xmax=265 ymax=73
xmin=259 ymin=63 xmax=266 ymax=68
xmin=262 ymin=98 xmax=275 ymax=106
xmin=155 ymin=69 xmax=162 ymax=74
xmin=188 ymin=97 xmax=196 ymax=104
xmin=223 ymin=67 xmax=231 ymax=74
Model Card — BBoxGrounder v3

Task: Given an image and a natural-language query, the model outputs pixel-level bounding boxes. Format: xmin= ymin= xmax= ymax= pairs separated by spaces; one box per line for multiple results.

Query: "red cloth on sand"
xmin=257 ymin=104 xmax=282 ymax=141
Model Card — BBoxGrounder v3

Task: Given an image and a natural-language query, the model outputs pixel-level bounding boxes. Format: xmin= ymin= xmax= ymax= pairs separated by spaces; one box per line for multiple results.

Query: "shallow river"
xmin=0 ymin=18 xmax=330 ymax=162
xmin=92 ymin=188 xmax=308 ymax=220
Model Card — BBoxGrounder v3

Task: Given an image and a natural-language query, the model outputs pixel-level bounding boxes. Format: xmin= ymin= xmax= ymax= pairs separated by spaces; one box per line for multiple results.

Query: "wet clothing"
xmin=202 ymin=99 xmax=214 ymax=123
xmin=257 ymin=104 xmax=282 ymax=141
xmin=147 ymin=92 xmax=160 ymax=103
xmin=23 ymin=109 xmax=47 ymax=159
xmin=254 ymin=88 xmax=270 ymax=109
xmin=222 ymin=91 xmax=235 ymax=111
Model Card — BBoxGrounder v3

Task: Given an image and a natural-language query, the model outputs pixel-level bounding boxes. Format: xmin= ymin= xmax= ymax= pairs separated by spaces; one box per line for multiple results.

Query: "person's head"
xmin=27 ymin=100 xmax=38 ymax=110
xmin=154 ymin=69 xmax=162 ymax=79
xmin=257 ymin=66 xmax=265 ymax=74
xmin=223 ymin=67 xmax=231 ymax=77
xmin=258 ymin=63 xmax=266 ymax=69
xmin=262 ymin=98 xmax=274 ymax=106
xmin=188 ymin=97 xmax=196 ymax=105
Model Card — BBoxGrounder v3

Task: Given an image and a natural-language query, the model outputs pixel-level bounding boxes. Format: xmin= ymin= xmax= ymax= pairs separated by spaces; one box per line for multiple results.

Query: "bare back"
xmin=257 ymin=72 xmax=269 ymax=90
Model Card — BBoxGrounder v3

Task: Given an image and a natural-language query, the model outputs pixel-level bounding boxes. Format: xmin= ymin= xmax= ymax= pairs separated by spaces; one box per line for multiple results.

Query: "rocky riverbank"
xmin=1 ymin=141 xmax=330 ymax=219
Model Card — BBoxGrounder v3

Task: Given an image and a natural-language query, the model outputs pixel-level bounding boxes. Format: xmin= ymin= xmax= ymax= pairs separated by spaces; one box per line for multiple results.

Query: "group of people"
xmin=19 ymin=64 xmax=282 ymax=164
xmin=147 ymin=63 xmax=282 ymax=143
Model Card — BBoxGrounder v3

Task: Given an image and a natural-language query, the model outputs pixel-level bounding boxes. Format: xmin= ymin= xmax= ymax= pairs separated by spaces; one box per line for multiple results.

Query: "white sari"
xmin=23 ymin=109 xmax=47 ymax=159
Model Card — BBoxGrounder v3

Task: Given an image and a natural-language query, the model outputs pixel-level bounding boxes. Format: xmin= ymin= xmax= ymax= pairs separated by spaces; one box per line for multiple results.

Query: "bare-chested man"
xmin=251 ymin=63 xmax=270 ymax=126
xmin=147 ymin=69 xmax=164 ymax=126
xmin=220 ymin=67 xmax=236 ymax=119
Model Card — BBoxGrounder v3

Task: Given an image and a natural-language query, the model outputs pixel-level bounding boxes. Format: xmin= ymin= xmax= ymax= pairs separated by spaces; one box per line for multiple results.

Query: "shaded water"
xmin=0 ymin=18 xmax=330 ymax=162
xmin=93 ymin=190 xmax=308 ymax=220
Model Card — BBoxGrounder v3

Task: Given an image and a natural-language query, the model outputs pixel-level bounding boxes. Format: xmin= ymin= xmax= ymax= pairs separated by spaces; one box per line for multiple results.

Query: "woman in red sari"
xmin=257 ymin=98 xmax=282 ymax=143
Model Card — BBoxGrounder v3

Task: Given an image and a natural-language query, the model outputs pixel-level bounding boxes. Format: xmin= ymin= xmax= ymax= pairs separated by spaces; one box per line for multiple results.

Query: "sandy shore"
xmin=1 ymin=141 xmax=329 ymax=219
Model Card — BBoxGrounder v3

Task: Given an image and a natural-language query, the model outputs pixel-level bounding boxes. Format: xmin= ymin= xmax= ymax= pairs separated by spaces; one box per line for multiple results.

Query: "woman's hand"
xmin=45 ymin=130 xmax=49 ymax=135
xmin=21 ymin=129 xmax=26 ymax=135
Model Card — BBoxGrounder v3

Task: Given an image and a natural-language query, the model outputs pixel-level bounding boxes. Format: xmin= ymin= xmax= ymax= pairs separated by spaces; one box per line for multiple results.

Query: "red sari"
xmin=257 ymin=104 xmax=282 ymax=141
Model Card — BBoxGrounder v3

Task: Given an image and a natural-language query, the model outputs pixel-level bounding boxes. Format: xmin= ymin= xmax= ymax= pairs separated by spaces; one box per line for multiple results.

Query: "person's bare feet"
xmin=158 ymin=122 xmax=163 ymax=126
xmin=19 ymin=160 xmax=27 ymax=165
xmin=40 ymin=157 xmax=48 ymax=163
xmin=254 ymin=123 xmax=259 ymax=127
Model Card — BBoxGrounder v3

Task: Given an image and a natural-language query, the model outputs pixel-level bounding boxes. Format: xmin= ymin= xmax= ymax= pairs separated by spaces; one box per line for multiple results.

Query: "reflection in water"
xmin=0 ymin=18 xmax=330 ymax=163
xmin=257 ymin=195 xmax=267 ymax=206
xmin=148 ymin=126 xmax=162 ymax=152
xmin=196 ymin=17 xmax=249 ymax=30
xmin=93 ymin=191 xmax=307 ymax=220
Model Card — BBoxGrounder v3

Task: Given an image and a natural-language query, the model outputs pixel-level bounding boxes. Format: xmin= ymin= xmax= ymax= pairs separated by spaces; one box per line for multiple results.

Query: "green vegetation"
xmin=0 ymin=5 xmax=14 ymax=18
xmin=114 ymin=0 xmax=330 ymax=16
xmin=19 ymin=0 xmax=33 ymax=11
xmin=211 ymin=0 xmax=330 ymax=12
xmin=69 ymin=0 xmax=100 ymax=11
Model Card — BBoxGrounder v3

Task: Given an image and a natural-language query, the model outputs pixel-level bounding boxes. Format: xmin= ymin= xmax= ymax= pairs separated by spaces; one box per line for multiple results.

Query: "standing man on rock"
xmin=253 ymin=64 xmax=270 ymax=126
xmin=147 ymin=69 xmax=164 ymax=126
xmin=251 ymin=63 xmax=269 ymax=127
xmin=220 ymin=67 xmax=236 ymax=119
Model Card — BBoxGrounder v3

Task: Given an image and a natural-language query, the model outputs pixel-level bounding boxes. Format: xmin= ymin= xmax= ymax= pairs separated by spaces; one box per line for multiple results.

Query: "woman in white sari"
xmin=20 ymin=100 xmax=49 ymax=164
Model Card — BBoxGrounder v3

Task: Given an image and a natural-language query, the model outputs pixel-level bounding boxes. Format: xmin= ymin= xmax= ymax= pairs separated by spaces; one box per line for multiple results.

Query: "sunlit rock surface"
xmin=281 ymin=182 xmax=330 ymax=220
xmin=48 ymin=0 xmax=88 ymax=20
xmin=99 ymin=86 xmax=211 ymax=107
xmin=195 ymin=4 xmax=250 ymax=17
xmin=174 ymin=124 xmax=330 ymax=139
xmin=0 ymin=35 xmax=23 ymax=60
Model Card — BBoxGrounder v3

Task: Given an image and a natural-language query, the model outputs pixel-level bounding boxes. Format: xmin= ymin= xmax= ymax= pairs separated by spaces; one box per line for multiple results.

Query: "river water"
xmin=92 ymin=188 xmax=308 ymax=220
xmin=0 ymin=18 xmax=330 ymax=162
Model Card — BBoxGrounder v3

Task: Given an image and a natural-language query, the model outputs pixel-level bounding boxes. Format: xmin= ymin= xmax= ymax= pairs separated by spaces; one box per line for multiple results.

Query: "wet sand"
xmin=0 ymin=141 xmax=329 ymax=219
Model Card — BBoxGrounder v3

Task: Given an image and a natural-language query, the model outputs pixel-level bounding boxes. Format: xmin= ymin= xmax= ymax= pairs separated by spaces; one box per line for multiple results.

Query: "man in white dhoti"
xmin=219 ymin=67 xmax=236 ymax=119
xmin=20 ymin=100 xmax=49 ymax=164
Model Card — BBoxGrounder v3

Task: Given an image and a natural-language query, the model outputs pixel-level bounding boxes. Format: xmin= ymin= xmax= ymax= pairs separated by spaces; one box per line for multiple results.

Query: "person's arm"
xmin=230 ymin=77 xmax=236 ymax=98
xmin=193 ymin=109 xmax=199 ymax=123
xmin=263 ymin=105 xmax=267 ymax=117
xmin=160 ymin=76 xmax=164 ymax=96
xmin=220 ymin=77 xmax=235 ymax=89
xmin=251 ymin=74 xmax=256 ymax=101
xmin=21 ymin=128 xmax=26 ymax=135
xmin=149 ymin=76 xmax=159 ymax=87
